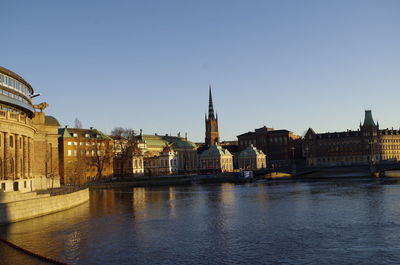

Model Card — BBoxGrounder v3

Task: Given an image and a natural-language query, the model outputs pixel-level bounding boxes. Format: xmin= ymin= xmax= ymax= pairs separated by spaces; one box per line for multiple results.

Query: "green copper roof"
xmin=200 ymin=144 xmax=232 ymax=158
xmin=238 ymin=145 xmax=265 ymax=158
xmin=138 ymin=134 xmax=197 ymax=150
xmin=58 ymin=127 xmax=111 ymax=140
xmin=363 ymin=110 xmax=376 ymax=127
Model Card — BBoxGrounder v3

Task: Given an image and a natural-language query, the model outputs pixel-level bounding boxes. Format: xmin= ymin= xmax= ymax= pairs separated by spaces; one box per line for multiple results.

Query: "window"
xmin=1 ymin=183 xmax=5 ymax=191
xmin=67 ymin=150 xmax=72 ymax=156
xmin=9 ymin=135 xmax=13 ymax=147
xmin=67 ymin=141 xmax=72 ymax=146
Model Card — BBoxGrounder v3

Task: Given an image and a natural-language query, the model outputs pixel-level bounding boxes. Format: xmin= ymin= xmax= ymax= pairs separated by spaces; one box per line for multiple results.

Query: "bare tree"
xmin=74 ymin=118 xmax=83 ymax=129
xmin=68 ymin=144 xmax=88 ymax=186
xmin=111 ymin=127 xmax=136 ymax=177
xmin=87 ymin=140 xmax=113 ymax=180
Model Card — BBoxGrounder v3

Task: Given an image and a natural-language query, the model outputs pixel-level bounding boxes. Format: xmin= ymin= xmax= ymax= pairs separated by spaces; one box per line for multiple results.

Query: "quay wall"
xmin=0 ymin=188 xmax=89 ymax=225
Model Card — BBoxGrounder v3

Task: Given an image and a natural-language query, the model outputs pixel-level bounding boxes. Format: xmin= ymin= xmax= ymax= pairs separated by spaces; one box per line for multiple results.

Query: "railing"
xmin=0 ymin=110 xmax=31 ymax=125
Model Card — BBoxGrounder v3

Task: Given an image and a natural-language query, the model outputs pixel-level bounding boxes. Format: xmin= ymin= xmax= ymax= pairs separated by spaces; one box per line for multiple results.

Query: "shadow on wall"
xmin=0 ymin=190 xmax=9 ymax=225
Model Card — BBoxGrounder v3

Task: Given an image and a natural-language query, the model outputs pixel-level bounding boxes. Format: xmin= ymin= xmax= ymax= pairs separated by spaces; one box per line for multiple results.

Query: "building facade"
xmin=0 ymin=66 xmax=60 ymax=192
xmin=238 ymin=144 xmax=267 ymax=170
xmin=58 ymin=127 xmax=113 ymax=185
xmin=113 ymin=137 xmax=144 ymax=177
xmin=158 ymin=145 xmax=178 ymax=175
xmin=303 ymin=110 xmax=400 ymax=166
xmin=199 ymin=144 xmax=233 ymax=172
xmin=205 ymin=85 xmax=220 ymax=147
xmin=237 ymin=126 xmax=302 ymax=166
xmin=137 ymin=131 xmax=198 ymax=174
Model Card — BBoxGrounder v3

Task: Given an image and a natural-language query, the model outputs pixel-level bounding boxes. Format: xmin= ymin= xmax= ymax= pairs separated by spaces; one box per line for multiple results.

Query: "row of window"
xmin=0 ymin=73 xmax=31 ymax=98
xmin=67 ymin=150 xmax=105 ymax=156
xmin=0 ymin=88 xmax=30 ymax=105
xmin=67 ymin=141 xmax=106 ymax=146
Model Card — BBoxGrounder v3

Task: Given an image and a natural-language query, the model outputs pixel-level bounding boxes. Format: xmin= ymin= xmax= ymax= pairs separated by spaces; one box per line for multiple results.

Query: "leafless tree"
xmin=111 ymin=127 xmax=137 ymax=177
xmin=87 ymin=140 xmax=113 ymax=180
xmin=68 ymin=144 xmax=88 ymax=186
xmin=74 ymin=118 xmax=83 ymax=129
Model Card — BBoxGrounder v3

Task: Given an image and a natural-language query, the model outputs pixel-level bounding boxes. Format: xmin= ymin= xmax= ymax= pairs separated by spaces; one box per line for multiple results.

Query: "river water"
xmin=2 ymin=178 xmax=400 ymax=264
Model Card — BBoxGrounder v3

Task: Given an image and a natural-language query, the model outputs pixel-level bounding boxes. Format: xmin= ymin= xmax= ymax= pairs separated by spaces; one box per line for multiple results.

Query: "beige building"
xmin=113 ymin=137 xmax=144 ymax=177
xmin=238 ymin=144 xmax=266 ymax=170
xmin=137 ymin=130 xmax=198 ymax=173
xmin=0 ymin=66 xmax=60 ymax=192
xmin=159 ymin=145 xmax=178 ymax=175
xmin=199 ymin=144 xmax=233 ymax=172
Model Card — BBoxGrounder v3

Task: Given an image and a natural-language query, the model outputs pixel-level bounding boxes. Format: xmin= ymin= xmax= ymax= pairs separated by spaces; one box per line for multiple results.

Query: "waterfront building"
xmin=137 ymin=130 xmax=198 ymax=173
xmin=237 ymin=126 xmax=302 ymax=166
xmin=205 ymin=85 xmax=220 ymax=147
xmin=158 ymin=145 xmax=178 ymax=175
xmin=0 ymin=66 xmax=60 ymax=192
xmin=58 ymin=126 xmax=113 ymax=185
xmin=112 ymin=136 xmax=144 ymax=177
xmin=303 ymin=110 xmax=400 ymax=166
xmin=199 ymin=144 xmax=233 ymax=172
xmin=144 ymin=156 xmax=160 ymax=176
xmin=238 ymin=144 xmax=267 ymax=170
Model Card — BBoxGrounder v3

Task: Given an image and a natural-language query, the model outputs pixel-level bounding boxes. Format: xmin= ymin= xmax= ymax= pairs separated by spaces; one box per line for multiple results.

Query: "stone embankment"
xmin=0 ymin=187 xmax=89 ymax=225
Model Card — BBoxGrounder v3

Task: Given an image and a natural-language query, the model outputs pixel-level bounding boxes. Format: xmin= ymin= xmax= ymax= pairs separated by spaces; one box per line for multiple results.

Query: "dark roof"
xmin=316 ymin=130 xmax=361 ymax=139
xmin=45 ymin=115 xmax=60 ymax=126
xmin=363 ymin=110 xmax=376 ymax=127
xmin=58 ymin=127 xmax=111 ymax=140
xmin=237 ymin=132 xmax=256 ymax=138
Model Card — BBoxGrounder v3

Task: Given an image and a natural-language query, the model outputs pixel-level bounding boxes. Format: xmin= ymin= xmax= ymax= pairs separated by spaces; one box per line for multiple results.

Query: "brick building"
xmin=237 ymin=126 xmax=302 ymax=166
xmin=303 ymin=110 xmax=400 ymax=166
xmin=58 ymin=127 xmax=113 ymax=185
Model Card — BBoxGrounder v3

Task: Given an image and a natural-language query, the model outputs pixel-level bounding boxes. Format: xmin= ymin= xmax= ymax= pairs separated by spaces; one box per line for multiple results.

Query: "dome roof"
xmin=238 ymin=144 xmax=265 ymax=158
xmin=45 ymin=115 xmax=60 ymax=126
xmin=200 ymin=144 xmax=232 ymax=158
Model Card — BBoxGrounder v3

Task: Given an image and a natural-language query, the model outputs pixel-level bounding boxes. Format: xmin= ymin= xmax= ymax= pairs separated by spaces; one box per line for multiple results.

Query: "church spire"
xmin=208 ymin=84 xmax=215 ymax=120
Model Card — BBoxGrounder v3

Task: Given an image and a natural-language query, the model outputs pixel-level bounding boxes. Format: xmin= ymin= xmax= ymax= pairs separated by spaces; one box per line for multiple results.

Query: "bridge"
xmin=254 ymin=161 xmax=400 ymax=178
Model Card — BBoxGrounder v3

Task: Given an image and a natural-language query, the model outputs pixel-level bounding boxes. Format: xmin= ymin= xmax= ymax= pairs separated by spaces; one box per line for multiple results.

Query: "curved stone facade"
xmin=0 ymin=66 xmax=59 ymax=191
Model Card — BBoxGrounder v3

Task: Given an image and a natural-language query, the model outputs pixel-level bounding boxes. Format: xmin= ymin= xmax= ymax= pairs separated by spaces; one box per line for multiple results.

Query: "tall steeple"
xmin=208 ymin=84 xmax=215 ymax=119
xmin=205 ymin=84 xmax=220 ymax=147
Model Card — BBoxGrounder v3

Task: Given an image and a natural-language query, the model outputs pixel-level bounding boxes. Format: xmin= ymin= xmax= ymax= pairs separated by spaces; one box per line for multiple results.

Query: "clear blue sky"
xmin=2 ymin=0 xmax=400 ymax=142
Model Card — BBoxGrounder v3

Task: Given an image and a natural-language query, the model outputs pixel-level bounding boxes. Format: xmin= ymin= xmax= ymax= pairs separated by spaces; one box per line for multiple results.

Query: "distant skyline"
xmin=2 ymin=0 xmax=400 ymax=142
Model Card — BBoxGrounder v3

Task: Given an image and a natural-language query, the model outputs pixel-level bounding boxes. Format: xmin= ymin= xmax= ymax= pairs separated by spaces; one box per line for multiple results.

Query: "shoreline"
xmin=89 ymin=171 xmax=383 ymax=190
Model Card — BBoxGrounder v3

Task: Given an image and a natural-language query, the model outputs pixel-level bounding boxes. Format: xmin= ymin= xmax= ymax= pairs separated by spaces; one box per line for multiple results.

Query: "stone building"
xmin=0 ymin=66 xmax=60 ymax=192
xmin=144 ymin=156 xmax=160 ymax=176
xmin=158 ymin=145 xmax=178 ymax=175
xmin=238 ymin=144 xmax=266 ymax=170
xmin=112 ymin=136 xmax=144 ymax=177
xmin=237 ymin=127 xmax=302 ymax=166
xmin=303 ymin=110 xmax=400 ymax=166
xmin=58 ymin=127 xmax=113 ymax=185
xmin=199 ymin=144 xmax=233 ymax=172
xmin=137 ymin=130 xmax=198 ymax=173
xmin=205 ymin=85 xmax=220 ymax=147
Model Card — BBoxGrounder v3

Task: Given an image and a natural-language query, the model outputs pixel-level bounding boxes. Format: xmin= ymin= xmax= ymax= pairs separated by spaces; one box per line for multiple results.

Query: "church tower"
xmin=205 ymin=85 xmax=220 ymax=146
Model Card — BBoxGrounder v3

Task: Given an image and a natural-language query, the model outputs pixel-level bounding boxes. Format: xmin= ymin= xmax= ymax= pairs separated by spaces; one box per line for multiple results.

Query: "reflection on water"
xmin=2 ymin=179 xmax=400 ymax=264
